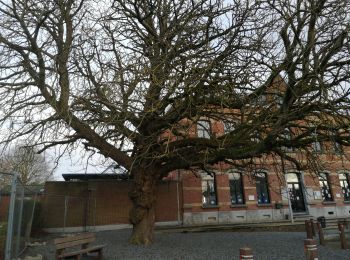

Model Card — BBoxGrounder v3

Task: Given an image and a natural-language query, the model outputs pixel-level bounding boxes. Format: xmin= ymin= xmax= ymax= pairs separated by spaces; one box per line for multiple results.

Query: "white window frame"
xmin=197 ymin=120 xmax=211 ymax=139
xmin=201 ymin=172 xmax=218 ymax=207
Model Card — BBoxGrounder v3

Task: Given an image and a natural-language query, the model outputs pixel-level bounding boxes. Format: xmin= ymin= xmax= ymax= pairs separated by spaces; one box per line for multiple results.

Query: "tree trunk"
xmin=129 ymin=168 xmax=157 ymax=245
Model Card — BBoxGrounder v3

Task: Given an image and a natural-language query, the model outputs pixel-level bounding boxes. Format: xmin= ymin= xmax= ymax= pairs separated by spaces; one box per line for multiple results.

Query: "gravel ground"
xmin=23 ymin=229 xmax=350 ymax=260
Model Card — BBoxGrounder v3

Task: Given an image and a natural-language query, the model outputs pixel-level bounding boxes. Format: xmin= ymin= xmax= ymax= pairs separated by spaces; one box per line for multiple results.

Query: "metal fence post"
xmin=4 ymin=174 xmax=17 ymax=260
xmin=15 ymin=185 xmax=24 ymax=257
xmin=25 ymin=193 xmax=37 ymax=241
xmin=93 ymin=197 xmax=97 ymax=231
xmin=63 ymin=196 xmax=68 ymax=234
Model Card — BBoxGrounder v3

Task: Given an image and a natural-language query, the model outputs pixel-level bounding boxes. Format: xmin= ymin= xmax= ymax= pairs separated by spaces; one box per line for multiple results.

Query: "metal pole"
xmin=5 ymin=173 xmax=18 ymax=260
xmin=176 ymin=171 xmax=181 ymax=225
xmin=15 ymin=184 xmax=24 ymax=257
xmin=93 ymin=197 xmax=96 ymax=231
xmin=63 ymin=196 xmax=68 ymax=234
xmin=25 ymin=193 xmax=37 ymax=240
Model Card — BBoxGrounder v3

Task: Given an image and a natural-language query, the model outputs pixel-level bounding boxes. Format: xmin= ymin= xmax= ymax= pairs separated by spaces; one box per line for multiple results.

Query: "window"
xmin=224 ymin=121 xmax=235 ymax=134
xmin=202 ymin=174 xmax=217 ymax=206
xmin=229 ymin=172 xmax=244 ymax=205
xmin=250 ymin=131 xmax=261 ymax=143
xmin=273 ymin=93 xmax=284 ymax=105
xmin=256 ymin=94 xmax=267 ymax=105
xmin=197 ymin=120 xmax=211 ymax=139
xmin=333 ymin=141 xmax=343 ymax=154
xmin=280 ymin=128 xmax=294 ymax=152
xmin=311 ymin=133 xmax=323 ymax=153
xmin=318 ymin=172 xmax=333 ymax=201
xmin=339 ymin=173 xmax=350 ymax=201
xmin=255 ymin=172 xmax=270 ymax=204
xmin=332 ymin=131 xmax=343 ymax=154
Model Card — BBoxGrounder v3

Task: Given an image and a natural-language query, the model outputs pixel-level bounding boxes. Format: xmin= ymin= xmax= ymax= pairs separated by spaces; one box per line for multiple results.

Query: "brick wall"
xmin=41 ymin=180 xmax=182 ymax=228
xmin=0 ymin=196 xmax=10 ymax=222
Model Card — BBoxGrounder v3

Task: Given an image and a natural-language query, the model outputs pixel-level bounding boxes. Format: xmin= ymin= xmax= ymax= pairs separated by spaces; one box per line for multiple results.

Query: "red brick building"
xmin=163 ymin=77 xmax=350 ymax=225
xmin=42 ymin=76 xmax=350 ymax=230
xmin=167 ymin=124 xmax=350 ymax=225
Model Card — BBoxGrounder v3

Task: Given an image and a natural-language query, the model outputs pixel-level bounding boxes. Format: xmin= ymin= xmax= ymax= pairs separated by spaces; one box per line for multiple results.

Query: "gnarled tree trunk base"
xmin=129 ymin=207 xmax=155 ymax=245
xmin=129 ymin=168 xmax=157 ymax=245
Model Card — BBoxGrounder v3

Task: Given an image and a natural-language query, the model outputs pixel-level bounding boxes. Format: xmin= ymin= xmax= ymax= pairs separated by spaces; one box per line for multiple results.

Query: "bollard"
xmin=310 ymin=219 xmax=315 ymax=237
xmin=304 ymin=239 xmax=318 ymax=260
xmin=316 ymin=222 xmax=325 ymax=246
xmin=305 ymin=220 xmax=313 ymax=239
xmin=240 ymin=247 xmax=254 ymax=260
xmin=338 ymin=223 xmax=347 ymax=250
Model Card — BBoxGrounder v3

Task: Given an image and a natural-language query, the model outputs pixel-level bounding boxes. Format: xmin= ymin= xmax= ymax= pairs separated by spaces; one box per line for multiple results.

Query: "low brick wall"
xmin=0 ymin=196 xmax=10 ymax=222
xmin=42 ymin=180 xmax=182 ymax=229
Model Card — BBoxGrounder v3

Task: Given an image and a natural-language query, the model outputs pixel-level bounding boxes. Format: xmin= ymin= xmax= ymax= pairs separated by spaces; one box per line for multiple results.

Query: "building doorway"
xmin=286 ymin=172 xmax=306 ymax=212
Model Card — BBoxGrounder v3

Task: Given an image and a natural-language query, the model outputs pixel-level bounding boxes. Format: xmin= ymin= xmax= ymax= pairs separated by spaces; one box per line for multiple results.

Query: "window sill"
xmin=230 ymin=204 xmax=247 ymax=208
xmin=322 ymin=201 xmax=336 ymax=205
xmin=202 ymin=205 xmax=219 ymax=209
xmin=257 ymin=203 xmax=273 ymax=207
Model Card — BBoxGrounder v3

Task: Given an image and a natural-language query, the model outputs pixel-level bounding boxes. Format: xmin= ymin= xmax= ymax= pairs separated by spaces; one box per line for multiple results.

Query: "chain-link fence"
xmin=0 ymin=173 xmax=39 ymax=260
xmin=42 ymin=195 xmax=98 ymax=233
xmin=41 ymin=181 xmax=182 ymax=233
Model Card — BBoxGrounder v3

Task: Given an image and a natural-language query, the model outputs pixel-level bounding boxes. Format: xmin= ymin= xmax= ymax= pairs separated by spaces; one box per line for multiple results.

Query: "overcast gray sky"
xmin=48 ymin=144 xmax=110 ymax=181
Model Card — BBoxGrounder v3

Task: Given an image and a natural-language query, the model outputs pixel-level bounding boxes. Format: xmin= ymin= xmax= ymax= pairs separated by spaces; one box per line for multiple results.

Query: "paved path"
xmin=24 ymin=229 xmax=350 ymax=259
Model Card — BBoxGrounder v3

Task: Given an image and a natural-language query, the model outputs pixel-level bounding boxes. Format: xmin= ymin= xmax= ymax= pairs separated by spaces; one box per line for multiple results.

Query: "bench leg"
xmin=56 ymin=249 xmax=63 ymax=260
xmin=97 ymin=249 xmax=103 ymax=260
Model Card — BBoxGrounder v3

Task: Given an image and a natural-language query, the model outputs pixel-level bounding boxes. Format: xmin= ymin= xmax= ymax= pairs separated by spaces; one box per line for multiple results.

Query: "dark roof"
xmin=62 ymin=173 xmax=130 ymax=181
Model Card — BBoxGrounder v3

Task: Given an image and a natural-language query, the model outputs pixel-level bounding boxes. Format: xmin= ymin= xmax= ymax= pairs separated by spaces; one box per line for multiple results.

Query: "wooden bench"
xmin=54 ymin=233 xmax=105 ymax=260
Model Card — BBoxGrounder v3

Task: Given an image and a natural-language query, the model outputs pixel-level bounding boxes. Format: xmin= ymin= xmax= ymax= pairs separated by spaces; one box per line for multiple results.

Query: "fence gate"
xmin=0 ymin=172 xmax=38 ymax=260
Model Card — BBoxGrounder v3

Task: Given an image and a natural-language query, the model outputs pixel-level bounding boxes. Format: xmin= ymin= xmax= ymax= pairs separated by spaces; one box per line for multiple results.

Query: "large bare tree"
xmin=0 ymin=142 xmax=53 ymax=184
xmin=0 ymin=0 xmax=349 ymax=244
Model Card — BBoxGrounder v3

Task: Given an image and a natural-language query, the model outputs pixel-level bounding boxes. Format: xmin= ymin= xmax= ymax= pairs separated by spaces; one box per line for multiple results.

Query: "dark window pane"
xmin=334 ymin=142 xmax=343 ymax=154
xmin=197 ymin=120 xmax=210 ymax=139
xmin=202 ymin=175 xmax=217 ymax=206
xmin=312 ymin=133 xmax=323 ymax=153
xmin=255 ymin=172 xmax=270 ymax=204
xmin=339 ymin=173 xmax=350 ymax=201
xmin=224 ymin=122 xmax=235 ymax=134
xmin=318 ymin=173 xmax=333 ymax=201
xmin=229 ymin=172 xmax=244 ymax=205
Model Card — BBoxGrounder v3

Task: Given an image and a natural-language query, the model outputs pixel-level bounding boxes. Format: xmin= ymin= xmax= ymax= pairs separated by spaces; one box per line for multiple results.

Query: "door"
xmin=286 ymin=173 xmax=306 ymax=212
